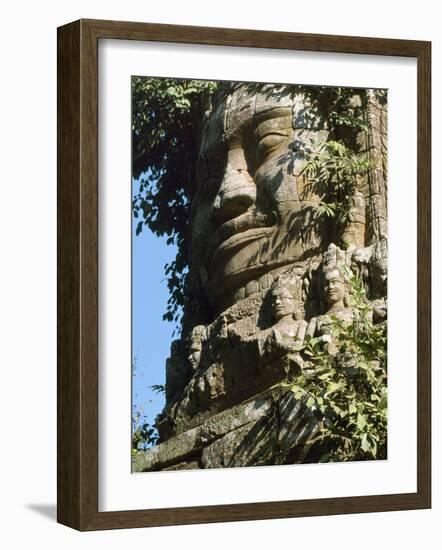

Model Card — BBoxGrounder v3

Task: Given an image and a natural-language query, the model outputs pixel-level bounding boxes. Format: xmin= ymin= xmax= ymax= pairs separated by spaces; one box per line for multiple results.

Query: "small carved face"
xmin=323 ymin=269 xmax=345 ymax=306
xmin=188 ymin=342 xmax=202 ymax=371
xmin=271 ymin=287 xmax=296 ymax=320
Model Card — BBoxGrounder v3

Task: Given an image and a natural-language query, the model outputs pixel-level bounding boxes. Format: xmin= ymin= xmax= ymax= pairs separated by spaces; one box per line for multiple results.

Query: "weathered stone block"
xmin=276 ymin=391 xmax=321 ymax=463
xmin=133 ymin=393 xmax=273 ymax=472
xmin=202 ymin=412 xmax=278 ymax=468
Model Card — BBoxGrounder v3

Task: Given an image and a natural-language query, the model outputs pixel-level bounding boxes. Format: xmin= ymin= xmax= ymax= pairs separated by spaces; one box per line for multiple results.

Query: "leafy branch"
xmin=132 ymin=407 xmax=159 ymax=451
xmin=301 ymin=140 xmax=372 ymax=226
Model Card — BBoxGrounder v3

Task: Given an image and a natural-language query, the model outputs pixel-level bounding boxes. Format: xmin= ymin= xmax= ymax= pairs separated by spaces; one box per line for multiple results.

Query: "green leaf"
xmin=361 ymin=433 xmax=370 ymax=452
xmin=306 ymin=396 xmax=316 ymax=408
xmin=356 ymin=413 xmax=367 ymax=429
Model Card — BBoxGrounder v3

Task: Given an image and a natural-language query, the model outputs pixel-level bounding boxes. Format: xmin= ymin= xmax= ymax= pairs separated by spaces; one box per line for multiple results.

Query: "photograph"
xmin=131 ymin=78 xmax=389 ymax=472
xmin=1 ymin=0 xmax=435 ymax=540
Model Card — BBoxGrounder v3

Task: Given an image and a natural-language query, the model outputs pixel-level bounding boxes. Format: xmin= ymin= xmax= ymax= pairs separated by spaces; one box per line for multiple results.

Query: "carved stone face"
xmin=187 ymin=326 xmax=206 ymax=371
xmin=323 ymin=268 xmax=345 ymax=308
xmin=188 ymin=342 xmax=202 ymax=371
xmin=270 ymin=287 xmax=296 ymax=321
xmin=191 ymin=84 xmax=328 ymax=315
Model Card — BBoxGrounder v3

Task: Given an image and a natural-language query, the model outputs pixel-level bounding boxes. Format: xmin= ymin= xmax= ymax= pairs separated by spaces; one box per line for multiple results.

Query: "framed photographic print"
xmin=57 ymin=19 xmax=431 ymax=530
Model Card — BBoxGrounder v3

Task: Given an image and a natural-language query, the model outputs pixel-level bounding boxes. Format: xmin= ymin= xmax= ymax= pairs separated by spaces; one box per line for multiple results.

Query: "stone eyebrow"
xmin=254 ymin=108 xmax=293 ymax=140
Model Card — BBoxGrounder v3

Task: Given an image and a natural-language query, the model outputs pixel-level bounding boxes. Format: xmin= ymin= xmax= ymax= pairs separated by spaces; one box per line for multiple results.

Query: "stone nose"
xmin=212 ymin=165 xmax=256 ymax=223
xmin=210 ymin=146 xmax=256 ymax=223
xmin=213 ymin=147 xmax=256 ymax=223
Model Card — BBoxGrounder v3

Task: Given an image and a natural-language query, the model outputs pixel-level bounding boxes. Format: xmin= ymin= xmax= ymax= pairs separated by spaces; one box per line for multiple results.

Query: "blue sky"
xmin=132 ymin=177 xmax=179 ymax=432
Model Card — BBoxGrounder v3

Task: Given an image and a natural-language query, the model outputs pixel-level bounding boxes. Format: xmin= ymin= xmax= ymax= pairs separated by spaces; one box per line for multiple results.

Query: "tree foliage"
xmin=302 ymin=139 xmax=372 ymax=225
xmin=132 ymin=408 xmax=159 ymax=451
xmin=132 ymin=78 xmax=218 ymax=328
xmin=132 ymin=384 xmax=167 ymax=451
xmin=131 ymin=357 xmax=165 ymax=450
xmin=300 ymin=87 xmax=372 ymax=233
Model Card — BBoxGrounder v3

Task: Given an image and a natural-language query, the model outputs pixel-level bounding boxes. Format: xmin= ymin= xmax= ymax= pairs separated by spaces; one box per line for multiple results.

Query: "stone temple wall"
xmin=133 ymin=83 xmax=388 ymax=472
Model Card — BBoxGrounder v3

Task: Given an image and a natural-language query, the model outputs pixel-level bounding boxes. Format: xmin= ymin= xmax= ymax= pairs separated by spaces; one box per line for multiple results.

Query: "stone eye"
xmin=256 ymin=132 xmax=289 ymax=164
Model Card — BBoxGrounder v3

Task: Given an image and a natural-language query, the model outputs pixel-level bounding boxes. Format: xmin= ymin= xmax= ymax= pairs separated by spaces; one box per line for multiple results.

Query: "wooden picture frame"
xmin=57 ymin=18 xmax=431 ymax=531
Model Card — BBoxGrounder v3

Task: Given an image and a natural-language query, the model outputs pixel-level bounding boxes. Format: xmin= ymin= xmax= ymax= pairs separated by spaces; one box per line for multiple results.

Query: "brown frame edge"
xmin=57 ymin=18 xmax=431 ymax=531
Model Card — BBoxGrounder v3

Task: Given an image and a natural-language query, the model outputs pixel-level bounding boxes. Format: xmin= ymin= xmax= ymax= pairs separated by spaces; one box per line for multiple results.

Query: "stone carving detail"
xmin=262 ymin=275 xmax=307 ymax=355
xmin=135 ymin=84 xmax=388 ymax=472
xmin=188 ymin=325 xmax=207 ymax=372
xmin=307 ymin=264 xmax=353 ymax=344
